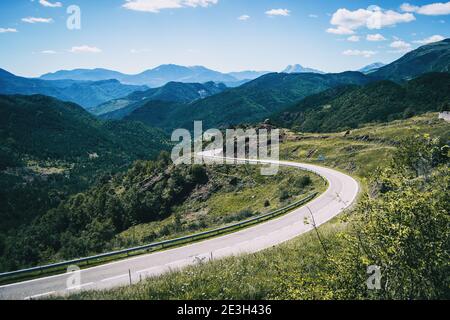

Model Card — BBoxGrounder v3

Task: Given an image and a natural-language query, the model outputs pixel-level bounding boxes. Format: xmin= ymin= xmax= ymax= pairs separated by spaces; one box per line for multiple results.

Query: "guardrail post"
xmin=128 ymin=269 xmax=132 ymax=285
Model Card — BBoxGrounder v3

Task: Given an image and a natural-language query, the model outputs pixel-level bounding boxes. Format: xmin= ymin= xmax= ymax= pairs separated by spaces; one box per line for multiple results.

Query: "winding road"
xmin=0 ymin=153 xmax=359 ymax=300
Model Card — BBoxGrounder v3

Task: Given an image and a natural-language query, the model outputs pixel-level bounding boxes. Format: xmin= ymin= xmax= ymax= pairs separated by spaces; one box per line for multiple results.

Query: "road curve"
xmin=0 ymin=154 xmax=359 ymax=300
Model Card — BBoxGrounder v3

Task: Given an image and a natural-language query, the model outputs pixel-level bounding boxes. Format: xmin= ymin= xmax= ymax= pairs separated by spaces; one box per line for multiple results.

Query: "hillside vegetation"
xmin=0 ymin=151 xmax=323 ymax=272
xmin=0 ymin=94 xmax=169 ymax=233
xmin=370 ymin=38 xmax=450 ymax=82
xmin=122 ymin=71 xmax=370 ymax=132
xmin=273 ymin=72 xmax=450 ymax=133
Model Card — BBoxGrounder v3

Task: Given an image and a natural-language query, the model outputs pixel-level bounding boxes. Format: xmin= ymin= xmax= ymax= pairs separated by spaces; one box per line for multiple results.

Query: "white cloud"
xmin=401 ymin=2 xmax=450 ymax=15
xmin=22 ymin=17 xmax=54 ymax=23
xmin=265 ymin=9 xmax=290 ymax=17
xmin=327 ymin=6 xmax=415 ymax=35
xmin=0 ymin=28 xmax=18 ymax=33
xmin=413 ymin=34 xmax=445 ymax=44
xmin=347 ymin=35 xmax=360 ymax=42
xmin=400 ymin=3 xmax=419 ymax=12
xmin=327 ymin=26 xmax=355 ymax=35
xmin=70 ymin=45 xmax=102 ymax=53
xmin=390 ymin=40 xmax=412 ymax=52
xmin=343 ymin=49 xmax=377 ymax=58
xmin=309 ymin=14 xmax=319 ymax=18
xmin=122 ymin=0 xmax=218 ymax=13
xmin=367 ymin=33 xmax=387 ymax=41
xmin=39 ymin=0 xmax=62 ymax=8
xmin=41 ymin=50 xmax=58 ymax=54
xmin=238 ymin=14 xmax=250 ymax=21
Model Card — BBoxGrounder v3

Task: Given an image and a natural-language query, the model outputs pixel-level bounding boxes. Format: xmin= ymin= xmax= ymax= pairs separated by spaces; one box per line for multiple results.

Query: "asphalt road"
xmin=0 ymin=154 xmax=359 ymax=300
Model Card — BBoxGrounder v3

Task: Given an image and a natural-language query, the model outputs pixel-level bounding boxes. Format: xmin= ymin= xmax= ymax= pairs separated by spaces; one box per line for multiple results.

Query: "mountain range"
xmin=0 ymin=69 xmax=148 ymax=109
xmin=90 ymin=81 xmax=227 ymax=117
xmin=39 ymin=64 xmax=325 ymax=88
xmin=1 ymin=39 xmax=449 ymax=131
xmin=121 ymin=71 xmax=371 ymax=131
xmin=272 ymin=72 xmax=450 ymax=133
xmin=103 ymin=39 xmax=450 ymax=132
xmin=41 ymin=65 xmax=257 ymax=87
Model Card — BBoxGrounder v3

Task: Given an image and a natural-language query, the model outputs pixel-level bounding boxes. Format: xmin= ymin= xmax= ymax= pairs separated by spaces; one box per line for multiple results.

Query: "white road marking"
xmin=101 ymin=274 xmax=127 ymax=282
xmin=67 ymin=282 xmax=94 ymax=290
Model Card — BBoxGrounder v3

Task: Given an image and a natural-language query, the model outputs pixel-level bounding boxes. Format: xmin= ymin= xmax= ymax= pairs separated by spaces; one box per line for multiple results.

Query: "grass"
xmin=109 ymin=165 xmax=326 ymax=250
xmin=280 ymin=113 xmax=449 ymax=180
xmin=61 ymin=113 xmax=450 ymax=300
xmin=65 ymin=216 xmax=346 ymax=300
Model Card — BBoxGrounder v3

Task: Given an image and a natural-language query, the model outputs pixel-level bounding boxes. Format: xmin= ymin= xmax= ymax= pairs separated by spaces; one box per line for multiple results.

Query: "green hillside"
xmin=273 ymin=72 xmax=450 ymax=133
xmin=0 ymin=154 xmax=323 ymax=272
xmin=123 ymin=71 xmax=370 ymax=132
xmin=370 ymin=39 xmax=450 ymax=82
xmin=92 ymin=81 xmax=227 ymax=117
xmin=0 ymin=94 xmax=169 ymax=232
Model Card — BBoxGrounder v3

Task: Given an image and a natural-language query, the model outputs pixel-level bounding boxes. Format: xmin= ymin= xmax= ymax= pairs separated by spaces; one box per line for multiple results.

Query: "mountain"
xmin=40 ymin=65 xmax=241 ymax=88
xmin=128 ymin=65 xmax=238 ymax=87
xmin=282 ymin=64 xmax=325 ymax=74
xmin=0 ymin=94 xmax=169 ymax=231
xmin=0 ymin=69 xmax=148 ymax=108
xmin=40 ymin=68 xmax=130 ymax=82
xmin=91 ymin=81 xmax=227 ymax=117
xmin=0 ymin=94 xmax=168 ymax=161
xmin=56 ymin=79 xmax=148 ymax=109
xmin=370 ymin=39 xmax=450 ymax=82
xmin=122 ymin=71 xmax=370 ymax=131
xmin=272 ymin=72 xmax=450 ymax=133
xmin=358 ymin=62 xmax=386 ymax=74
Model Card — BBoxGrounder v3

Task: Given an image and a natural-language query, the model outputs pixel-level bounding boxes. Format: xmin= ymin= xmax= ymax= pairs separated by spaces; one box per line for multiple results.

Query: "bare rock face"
xmin=438 ymin=112 xmax=450 ymax=122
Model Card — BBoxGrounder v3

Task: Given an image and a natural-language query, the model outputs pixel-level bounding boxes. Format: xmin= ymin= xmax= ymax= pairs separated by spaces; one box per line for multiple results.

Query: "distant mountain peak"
xmin=282 ymin=64 xmax=325 ymax=74
xmin=358 ymin=62 xmax=386 ymax=74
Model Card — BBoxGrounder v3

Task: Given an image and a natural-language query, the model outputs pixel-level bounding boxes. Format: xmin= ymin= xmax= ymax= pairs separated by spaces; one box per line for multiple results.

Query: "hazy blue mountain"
xmin=370 ymin=38 xmax=450 ymax=81
xmin=0 ymin=68 xmax=147 ymax=108
xmin=40 ymin=68 xmax=130 ymax=82
xmin=282 ymin=64 xmax=325 ymax=74
xmin=358 ymin=62 xmax=386 ymax=74
xmin=123 ymin=71 xmax=370 ymax=131
xmin=40 ymin=65 xmax=240 ymax=87
xmin=127 ymin=65 xmax=238 ymax=87
xmin=92 ymin=81 xmax=227 ymax=117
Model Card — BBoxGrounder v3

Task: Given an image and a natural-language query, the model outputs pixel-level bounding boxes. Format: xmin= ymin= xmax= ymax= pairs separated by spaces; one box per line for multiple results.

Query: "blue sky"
xmin=0 ymin=0 xmax=449 ymax=77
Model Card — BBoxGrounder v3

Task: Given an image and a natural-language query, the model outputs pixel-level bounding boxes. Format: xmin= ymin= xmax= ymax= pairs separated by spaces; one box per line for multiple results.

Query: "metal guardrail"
xmin=0 ymin=192 xmax=318 ymax=280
